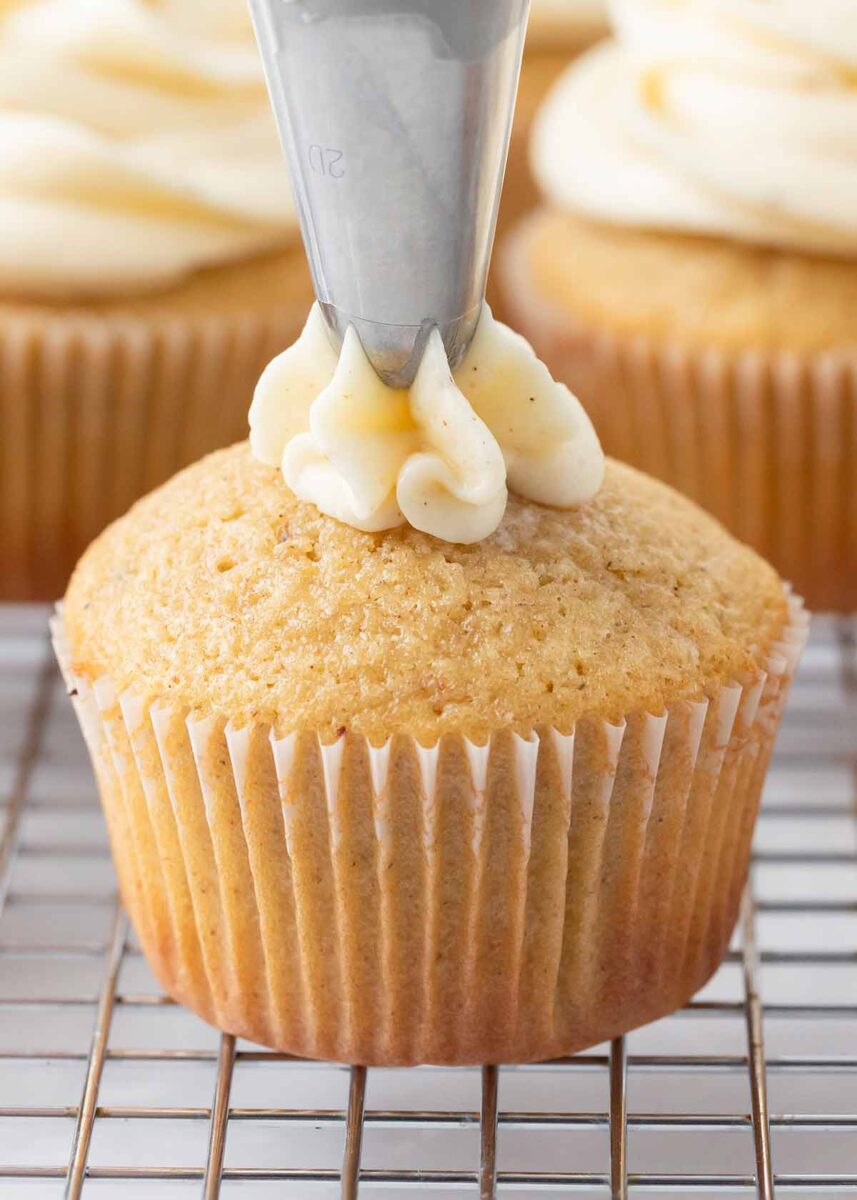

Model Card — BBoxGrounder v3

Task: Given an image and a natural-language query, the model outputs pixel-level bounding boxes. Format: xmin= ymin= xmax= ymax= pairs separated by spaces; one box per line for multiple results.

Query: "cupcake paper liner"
xmin=52 ymin=597 xmax=807 ymax=1066
xmin=0 ymin=307 xmax=304 ymax=600
xmin=500 ymin=254 xmax=857 ymax=610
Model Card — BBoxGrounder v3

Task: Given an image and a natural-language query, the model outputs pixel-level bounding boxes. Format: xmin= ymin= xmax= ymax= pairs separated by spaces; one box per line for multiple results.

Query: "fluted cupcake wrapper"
xmin=1 ymin=307 xmax=304 ymax=600
xmin=501 ymin=269 xmax=857 ymax=610
xmin=52 ymin=598 xmax=807 ymax=1066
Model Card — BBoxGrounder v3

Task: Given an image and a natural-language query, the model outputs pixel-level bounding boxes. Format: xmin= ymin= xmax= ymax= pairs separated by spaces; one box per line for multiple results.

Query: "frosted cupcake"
xmin=498 ymin=0 xmax=857 ymax=610
xmin=494 ymin=0 xmax=607 ymax=256
xmin=0 ymin=0 xmax=311 ymax=599
xmin=56 ymin=304 xmax=805 ymax=1065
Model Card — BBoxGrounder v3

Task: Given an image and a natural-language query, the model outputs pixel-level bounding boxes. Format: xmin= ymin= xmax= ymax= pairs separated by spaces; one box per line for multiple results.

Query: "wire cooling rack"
xmin=0 ymin=605 xmax=856 ymax=1199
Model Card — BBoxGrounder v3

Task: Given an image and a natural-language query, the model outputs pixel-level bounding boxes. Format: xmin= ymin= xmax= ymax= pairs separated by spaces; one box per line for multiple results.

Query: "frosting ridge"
xmin=0 ymin=0 xmax=295 ymax=297
xmin=533 ymin=0 xmax=857 ymax=257
xmin=250 ymin=304 xmax=604 ymax=543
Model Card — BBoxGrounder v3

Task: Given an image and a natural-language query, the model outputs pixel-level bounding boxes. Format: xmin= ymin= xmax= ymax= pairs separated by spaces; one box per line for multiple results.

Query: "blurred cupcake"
xmin=0 ymin=0 xmax=311 ymax=599
xmin=528 ymin=0 xmax=606 ymax=46
xmin=493 ymin=0 xmax=606 ymax=257
xmin=499 ymin=0 xmax=857 ymax=611
xmin=55 ymin=305 xmax=804 ymax=1063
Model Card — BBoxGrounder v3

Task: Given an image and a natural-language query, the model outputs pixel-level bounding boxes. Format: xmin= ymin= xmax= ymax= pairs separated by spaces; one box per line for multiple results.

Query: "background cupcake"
xmin=57 ymin=440 xmax=804 ymax=1065
xmin=0 ymin=0 xmax=311 ymax=599
xmin=494 ymin=0 xmax=607 ymax=246
xmin=528 ymin=0 xmax=606 ymax=45
xmin=499 ymin=0 xmax=857 ymax=611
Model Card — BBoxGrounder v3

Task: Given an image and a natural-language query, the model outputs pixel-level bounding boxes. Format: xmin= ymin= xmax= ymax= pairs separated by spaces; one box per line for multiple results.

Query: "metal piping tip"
xmin=250 ymin=0 xmax=530 ymax=387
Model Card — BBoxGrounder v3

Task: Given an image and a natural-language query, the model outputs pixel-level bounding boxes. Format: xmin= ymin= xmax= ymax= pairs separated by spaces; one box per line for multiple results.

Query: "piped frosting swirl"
xmin=0 ymin=0 xmax=296 ymax=297
xmin=250 ymin=304 xmax=604 ymax=544
xmin=533 ymin=0 xmax=857 ymax=257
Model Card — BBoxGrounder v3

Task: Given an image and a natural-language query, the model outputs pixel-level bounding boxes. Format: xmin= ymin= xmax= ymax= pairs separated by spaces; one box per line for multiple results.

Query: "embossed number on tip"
xmin=308 ymin=143 xmax=345 ymax=178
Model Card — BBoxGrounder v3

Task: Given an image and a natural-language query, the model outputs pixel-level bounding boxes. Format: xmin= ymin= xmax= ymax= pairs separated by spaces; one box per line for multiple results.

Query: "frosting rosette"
xmin=250 ymin=304 xmax=605 ymax=543
xmin=0 ymin=0 xmax=296 ymax=297
xmin=533 ymin=0 xmax=857 ymax=257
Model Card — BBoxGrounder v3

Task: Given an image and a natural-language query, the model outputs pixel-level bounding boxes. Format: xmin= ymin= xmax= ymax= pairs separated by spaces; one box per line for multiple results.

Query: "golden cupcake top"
xmin=65 ymin=442 xmax=788 ymax=744
xmin=510 ymin=208 xmax=857 ymax=354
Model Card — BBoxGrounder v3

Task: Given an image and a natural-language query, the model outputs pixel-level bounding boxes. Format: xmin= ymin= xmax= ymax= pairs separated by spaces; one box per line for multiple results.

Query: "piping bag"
xmin=249 ymin=0 xmax=531 ymax=387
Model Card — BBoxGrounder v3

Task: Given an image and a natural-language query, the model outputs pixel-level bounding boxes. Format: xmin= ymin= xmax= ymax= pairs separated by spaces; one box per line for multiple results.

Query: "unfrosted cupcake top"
xmin=65 ymin=442 xmax=788 ymax=743
xmin=512 ymin=207 xmax=857 ymax=353
xmin=0 ymin=0 xmax=296 ymax=298
xmin=533 ymin=0 xmax=857 ymax=257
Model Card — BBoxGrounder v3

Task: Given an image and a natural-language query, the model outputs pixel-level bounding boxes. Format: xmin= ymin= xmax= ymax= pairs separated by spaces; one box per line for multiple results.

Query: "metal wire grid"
xmin=0 ymin=605 xmax=855 ymax=1198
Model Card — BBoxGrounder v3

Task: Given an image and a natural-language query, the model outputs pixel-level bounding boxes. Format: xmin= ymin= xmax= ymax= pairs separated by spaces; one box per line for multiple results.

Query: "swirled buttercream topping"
xmin=0 ymin=0 xmax=295 ymax=297
xmin=533 ymin=0 xmax=857 ymax=256
xmin=250 ymin=304 xmax=604 ymax=544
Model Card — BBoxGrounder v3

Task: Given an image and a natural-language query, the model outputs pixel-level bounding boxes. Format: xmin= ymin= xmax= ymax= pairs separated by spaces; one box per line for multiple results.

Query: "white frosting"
xmin=533 ymin=0 xmax=857 ymax=256
xmin=250 ymin=304 xmax=604 ymax=544
xmin=0 ymin=0 xmax=296 ymax=297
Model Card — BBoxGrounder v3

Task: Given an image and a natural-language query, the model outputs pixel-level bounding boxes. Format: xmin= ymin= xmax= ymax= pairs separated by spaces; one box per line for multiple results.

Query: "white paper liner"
xmin=52 ymin=595 xmax=808 ymax=1065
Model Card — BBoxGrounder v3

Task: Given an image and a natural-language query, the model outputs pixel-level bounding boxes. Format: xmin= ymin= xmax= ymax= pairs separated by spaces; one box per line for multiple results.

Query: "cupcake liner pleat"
xmin=95 ymin=680 xmax=171 ymax=965
xmin=226 ymin=723 xmax=308 ymax=1050
xmin=635 ymin=700 xmax=707 ymax=976
xmin=52 ymin=597 xmax=808 ymax=1066
xmin=501 ymin=254 xmax=857 ymax=610
xmin=120 ymin=690 xmax=214 ymax=1017
xmin=371 ymin=739 xmax=428 ymax=1064
xmin=150 ymin=704 xmax=241 ymax=1029
xmin=0 ymin=325 xmax=33 ymax=587
xmin=0 ymin=308 xmax=303 ymax=600
xmin=273 ymin=732 xmax=348 ymax=1055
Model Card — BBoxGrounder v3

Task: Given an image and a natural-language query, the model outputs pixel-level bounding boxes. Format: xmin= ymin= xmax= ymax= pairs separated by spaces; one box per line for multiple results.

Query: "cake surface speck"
xmin=64 ymin=442 xmax=788 ymax=741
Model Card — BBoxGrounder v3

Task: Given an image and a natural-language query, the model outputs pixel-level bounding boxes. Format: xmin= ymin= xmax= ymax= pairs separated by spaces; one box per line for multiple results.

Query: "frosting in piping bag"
xmin=533 ymin=0 xmax=857 ymax=257
xmin=0 ymin=0 xmax=296 ymax=297
xmin=250 ymin=304 xmax=604 ymax=543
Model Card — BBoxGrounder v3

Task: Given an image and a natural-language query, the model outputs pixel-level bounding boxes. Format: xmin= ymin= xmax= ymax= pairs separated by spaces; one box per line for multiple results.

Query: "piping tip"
xmin=251 ymin=0 xmax=530 ymax=387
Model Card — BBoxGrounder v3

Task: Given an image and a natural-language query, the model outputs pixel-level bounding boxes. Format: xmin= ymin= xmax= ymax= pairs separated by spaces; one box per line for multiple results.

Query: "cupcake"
xmin=498 ymin=0 xmax=857 ymax=611
xmin=0 ymin=0 xmax=311 ymax=600
xmin=493 ymin=0 xmax=607 ymax=252
xmin=56 ymin=305 xmax=805 ymax=1065
xmin=528 ymin=0 xmax=607 ymax=46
